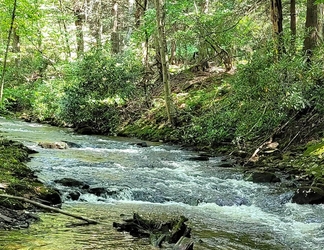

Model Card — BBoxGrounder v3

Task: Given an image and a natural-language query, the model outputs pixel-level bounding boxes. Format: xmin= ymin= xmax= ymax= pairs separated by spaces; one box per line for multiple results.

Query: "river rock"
xmin=38 ymin=142 xmax=69 ymax=149
xmin=215 ymin=196 xmax=248 ymax=206
xmin=0 ymin=205 xmax=40 ymax=230
xmin=292 ymin=186 xmax=324 ymax=204
xmin=187 ymin=156 xmax=209 ymax=161
xmin=61 ymin=140 xmax=82 ymax=148
xmin=54 ymin=178 xmax=89 ymax=189
xmin=217 ymin=162 xmax=234 ymax=168
xmin=67 ymin=191 xmax=81 ymax=201
xmin=38 ymin=190 xmax=62 ymax=206
xmin=247 ymin=171 xmax=280 ymax=183
xmin=88 ymin=187 xmax=107 ymax=197
xmin=136 ymin=141 xmax=148 ymax=147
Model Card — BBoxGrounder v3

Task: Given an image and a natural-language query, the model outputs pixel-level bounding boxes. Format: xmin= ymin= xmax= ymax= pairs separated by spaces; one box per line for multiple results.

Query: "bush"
xmin=60 ymin=48 xmax=143 ymax=133
xmin=179 ymin=45 xmax=323 ymax=146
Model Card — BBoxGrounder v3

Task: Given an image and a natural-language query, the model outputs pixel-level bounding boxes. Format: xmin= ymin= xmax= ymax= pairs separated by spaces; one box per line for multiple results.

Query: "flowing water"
xmin=0 ymin=117 xmax=324 ymax=249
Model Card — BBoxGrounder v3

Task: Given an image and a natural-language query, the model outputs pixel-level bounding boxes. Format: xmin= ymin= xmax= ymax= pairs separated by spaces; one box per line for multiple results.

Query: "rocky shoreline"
xmin=1 ymin=129 xmax=324 ymax=231
xmin=0 ymin=138 xmax=61 ymax=230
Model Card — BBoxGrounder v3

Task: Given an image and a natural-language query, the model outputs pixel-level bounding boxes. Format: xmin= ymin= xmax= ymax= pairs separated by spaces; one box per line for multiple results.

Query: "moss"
xmin=0 ymin=138 xmax=60 ymax=209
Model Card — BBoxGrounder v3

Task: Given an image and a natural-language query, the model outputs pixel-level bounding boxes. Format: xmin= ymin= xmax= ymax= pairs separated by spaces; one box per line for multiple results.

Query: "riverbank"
xmin=3 ymin=66 xmax=324 ymax=208
xmin=0 ymin=138 xmax=61 ymax=230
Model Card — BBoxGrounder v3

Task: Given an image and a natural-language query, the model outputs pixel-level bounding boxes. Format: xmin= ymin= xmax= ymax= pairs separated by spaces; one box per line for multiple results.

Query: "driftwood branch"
xmin=0 ymin=194 xmax=99 ymax=225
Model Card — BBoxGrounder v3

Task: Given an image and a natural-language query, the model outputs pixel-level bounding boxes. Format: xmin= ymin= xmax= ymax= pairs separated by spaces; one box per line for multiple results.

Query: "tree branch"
xmin=0 ymin=194 xmax=99 ymax=225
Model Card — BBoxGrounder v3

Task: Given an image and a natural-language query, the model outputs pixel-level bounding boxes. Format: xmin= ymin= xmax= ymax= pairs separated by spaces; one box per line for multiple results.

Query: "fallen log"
xmin=113 ymin=213 xmax=193 ymax=248
xmin=173 ymin=236 xmax=194 ymax=250
xmin=0 ymin=194 xmax=99 ymax=224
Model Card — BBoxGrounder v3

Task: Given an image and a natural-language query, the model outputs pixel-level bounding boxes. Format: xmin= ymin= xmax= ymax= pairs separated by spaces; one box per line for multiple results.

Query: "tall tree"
xmin=290 ymin=0 xmax=297 ymax=52
xmin=111 ymin=1 xmax=120 ymax=54
xmin=12 ymin=26 xmax=20 ymax=66
xmin=73 ymin=1 xmax=85 ymax=58
xmin=303 ymin=0 xmax=318 ymax=59
xmin=58 ymin=0 xmax=72 ymax=59
xmin=0 ymin=0 xmax=17 ymax=104
xmin=135 ymin=0 xmax=149 ymax=67
xmin=154 ymin=0 xmax=175 ymax=125
xmin=270 ymin=0 xmax=285 ymax=58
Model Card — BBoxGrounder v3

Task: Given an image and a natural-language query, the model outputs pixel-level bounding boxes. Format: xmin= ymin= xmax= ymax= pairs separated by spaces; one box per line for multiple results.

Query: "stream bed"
xmin=0 ymin=117 xmax=324 ymax=249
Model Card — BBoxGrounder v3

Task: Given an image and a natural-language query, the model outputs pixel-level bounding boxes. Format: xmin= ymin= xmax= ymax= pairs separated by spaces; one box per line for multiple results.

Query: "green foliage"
xmin=60 ymin=49 xmax=143 ymax=133
xmin=175 ymin=43 xmax=324 ymax=146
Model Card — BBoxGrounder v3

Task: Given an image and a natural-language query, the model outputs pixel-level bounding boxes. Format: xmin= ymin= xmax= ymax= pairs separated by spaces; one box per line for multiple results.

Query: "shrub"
xmin=59 ymin=48 xmax=143 ymax=133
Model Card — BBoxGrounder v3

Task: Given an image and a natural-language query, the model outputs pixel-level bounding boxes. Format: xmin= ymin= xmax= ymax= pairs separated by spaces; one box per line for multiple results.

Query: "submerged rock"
xmin=292 ymin=186 xmax=324 ymax=204
xmin=215 ymin=196 xmax=249 ymax=206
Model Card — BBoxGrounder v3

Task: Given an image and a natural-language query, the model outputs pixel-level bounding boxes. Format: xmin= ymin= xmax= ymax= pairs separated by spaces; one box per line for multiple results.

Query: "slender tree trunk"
xmin=0 ymin=0 xmax=17 ymax=104
xmin=12 ymin=27 xmax=20 ymax=66
xmin=74 ymin=4 xmax=85 ymax=58
xmin=135 ymin=0 xmax=149 ymax=67
xmin=290 ymin=0 xmax=296 ymax=52
xmin=73 ymin=0 xmax=85 ymax=58
xmin=93 ymin=0 xmax=103 ymax=47
xmin=170 ymin=40 xmax=176 ymax=65
xmin=270 ymin=0 xmax=285 ymax=59
xmin=111 ymin=1 xmax=120 ymax=54
xmin=303 ymin=0 xmax=318 ymax=59
xmin=154 ymin=0 xmax=175 ymax=126
xmin=318 ymin=4 xmax=324 ymax=41
xmin=59 ymin=0 xmax=71 ymax=59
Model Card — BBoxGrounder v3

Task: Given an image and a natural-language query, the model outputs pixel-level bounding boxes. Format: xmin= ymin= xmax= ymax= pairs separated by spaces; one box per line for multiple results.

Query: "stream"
xmin=0 ymin=117 xmax=324 ymax=249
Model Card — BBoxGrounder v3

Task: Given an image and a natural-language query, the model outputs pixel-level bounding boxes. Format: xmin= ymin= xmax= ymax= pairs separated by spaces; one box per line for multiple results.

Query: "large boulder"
xmin=246 ymin=171 xmax=280 ymax=183
xmin=292 ymin=186 xmax=324 ymax=204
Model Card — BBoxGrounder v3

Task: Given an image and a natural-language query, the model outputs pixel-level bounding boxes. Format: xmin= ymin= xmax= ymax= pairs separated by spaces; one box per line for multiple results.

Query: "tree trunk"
xmin=0 ymin=0 xmax=17 ymax=104
xmin=12 ymin=27 xmax=20 ymax=66
xmin=92 ymin=0 xmax=103 ymax=47
xmin=154 ymin=0 xmax=176 ymax=126
xmin=303 ymin=0 xmax=318 ymax=59
xmin=290 ymin=0 xmax=296 ymax=52
xmin=270 ymin=0 xmax=285 ymax=59
xmin=59 ymin=0 xmax=71 ymax=59
xmin=135 ymin=0 xmax=149 ymax=67
xmin=318 ymin=4 xmax=324 ymax=41
xmin=74 ymin=3 xmax=85 ymax=58
xmin=111 ymin=1 xmax=120 ymax=54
